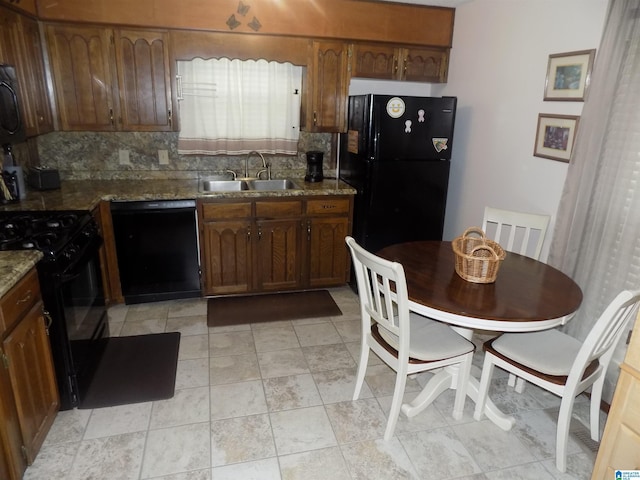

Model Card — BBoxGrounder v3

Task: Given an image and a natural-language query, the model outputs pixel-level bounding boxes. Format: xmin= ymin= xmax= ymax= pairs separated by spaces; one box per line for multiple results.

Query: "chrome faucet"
xmin=243 ymin=151 xmax=267 ymax=180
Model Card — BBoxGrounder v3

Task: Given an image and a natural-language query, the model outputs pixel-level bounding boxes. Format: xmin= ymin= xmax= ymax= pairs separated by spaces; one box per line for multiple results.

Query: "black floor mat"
xmin=208 ymin=290 xmax=342 ymax=327
xmin=79 ymin=332 xmax=180 ymax=409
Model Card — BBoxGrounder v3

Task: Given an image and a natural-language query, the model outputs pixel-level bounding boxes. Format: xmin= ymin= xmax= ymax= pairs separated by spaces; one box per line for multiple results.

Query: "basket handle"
xmin=462 ymin=227 xmax=486 ymax=240
xmin=469 ymin=244 xmax=499 ymax=259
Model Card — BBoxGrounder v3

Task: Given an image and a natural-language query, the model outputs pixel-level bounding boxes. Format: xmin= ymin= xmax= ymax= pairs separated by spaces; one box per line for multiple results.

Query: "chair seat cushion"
xmin=377 ymin=313 xmax=474 ymax=361
xmin=491 ymin=329 xmax=582 ymax=376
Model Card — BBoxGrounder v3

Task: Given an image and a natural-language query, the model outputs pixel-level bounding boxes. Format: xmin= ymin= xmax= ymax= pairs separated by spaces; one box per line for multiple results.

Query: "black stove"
xmin=0 ymin=210 xmax=98 ymax=269
xmin=0 ymin=209 xmax=108 ymax=410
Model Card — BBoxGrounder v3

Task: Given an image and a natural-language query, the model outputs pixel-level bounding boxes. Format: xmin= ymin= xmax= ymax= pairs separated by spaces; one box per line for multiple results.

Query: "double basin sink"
xmin=201 ymin=178 xmax=300 ymax=192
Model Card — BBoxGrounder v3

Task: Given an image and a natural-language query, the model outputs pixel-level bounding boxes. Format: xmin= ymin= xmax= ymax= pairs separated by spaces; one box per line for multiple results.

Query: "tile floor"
xmin=24 ymin=287 xmax=602 ymax=480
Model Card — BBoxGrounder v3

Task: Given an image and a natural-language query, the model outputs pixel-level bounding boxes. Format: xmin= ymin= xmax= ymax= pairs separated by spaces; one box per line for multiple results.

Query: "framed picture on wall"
xmin=544 ymin=49 xmax=595 ymax=101
xmin=533 ymin=114 xmax=580 ymax=162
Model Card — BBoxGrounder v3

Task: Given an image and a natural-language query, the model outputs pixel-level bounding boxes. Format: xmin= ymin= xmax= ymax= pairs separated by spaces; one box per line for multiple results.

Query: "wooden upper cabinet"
xmin=36 ymin=0 xmax=455 ymax=48
xmin=352 ymin=43 xmax=449 ymax=83
xmin=304 ymin=41 xmax=350 ymax=133
xmin=403 ymin=47 xmax=449 ymax=83
xmin=0 ymin=7 xmax=53 ymax=137
xmin=351 ymin=44 xmax=398 ymax=80
xmin=114 ymin=29 xmax=173 ymax=131
xmin=0 ymin=0 xmax=36 ymax=16
xmin=15 ymin=16 xmax=53 ymax=135
xmin=45 ymin=24 xmax=118 ymax=131
xmin=45 ymin=23 xmax=174 ymax=132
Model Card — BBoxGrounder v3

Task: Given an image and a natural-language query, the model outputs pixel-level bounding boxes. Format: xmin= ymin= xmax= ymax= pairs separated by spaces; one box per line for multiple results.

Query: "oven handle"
xmin=57 ymin=234 xmax=103 ymax=282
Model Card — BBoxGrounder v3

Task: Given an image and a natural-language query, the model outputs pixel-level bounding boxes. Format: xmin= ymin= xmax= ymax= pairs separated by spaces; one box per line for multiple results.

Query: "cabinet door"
xmin=351 ymin=44 xmax=399 ymax=80
xmin=0 ymin=7 xmax=52 ymax=137
xmin=15 ymin=15 xmax=54 ymax=136
xmin=201 ymin=220 xmax=252 ymax=295
xmin=255 ymin=218 xmax=302 ymax=292
xmin=114 ymin=29 xmax=174 ymax=131
xmin=402 ymin=47 xmax=449 ymax=83
xmin=0 ymin=356 xmax=25 ymax=480
xmin=3 ymin=302 xmax=59 ymax=465
xmin=307 ymin=216 xmax=350 ymax=287
xmin=305 ymin=41 xmax=349 ymax=133
xmin=45 ymin=24 xmax=118 ymax=131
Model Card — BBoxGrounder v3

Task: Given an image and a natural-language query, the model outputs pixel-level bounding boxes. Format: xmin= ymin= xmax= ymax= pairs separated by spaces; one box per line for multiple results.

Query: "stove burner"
xmin=0 ymin=210 xmax=91 ymax=257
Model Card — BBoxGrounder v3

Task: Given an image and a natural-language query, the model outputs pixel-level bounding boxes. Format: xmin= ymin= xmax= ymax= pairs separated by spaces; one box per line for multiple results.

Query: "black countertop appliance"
xmin=305 ymin=150 xmax=324 ymax=182
xmin=339 ymin=94 xmax=457 ymax=256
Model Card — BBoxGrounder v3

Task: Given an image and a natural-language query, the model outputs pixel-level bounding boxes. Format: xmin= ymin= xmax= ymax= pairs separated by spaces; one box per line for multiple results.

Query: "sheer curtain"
xmin=177 ymin=58 xmax=302 ymax=155
xmin=548 ymin=0 xmax=640 ymax=401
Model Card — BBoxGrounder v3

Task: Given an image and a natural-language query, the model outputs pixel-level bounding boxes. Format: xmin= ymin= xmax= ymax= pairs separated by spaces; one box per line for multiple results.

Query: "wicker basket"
xmin=452 ymin=227 xmax=506 ymax=283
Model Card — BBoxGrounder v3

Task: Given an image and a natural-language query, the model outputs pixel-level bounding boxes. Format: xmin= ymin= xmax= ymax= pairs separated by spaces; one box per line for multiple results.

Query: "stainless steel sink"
xmin=246 ymin=179 xmax=299 ymax=191
xmin=200 ymin=180 xmax=248 ymax=192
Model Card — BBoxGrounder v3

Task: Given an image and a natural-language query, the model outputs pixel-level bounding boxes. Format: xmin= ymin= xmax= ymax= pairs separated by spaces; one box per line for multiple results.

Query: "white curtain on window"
xmin=548 ymin=0 xmax=640 ymax=402
xmin=177 ymin=58 xmax=302 ymax=155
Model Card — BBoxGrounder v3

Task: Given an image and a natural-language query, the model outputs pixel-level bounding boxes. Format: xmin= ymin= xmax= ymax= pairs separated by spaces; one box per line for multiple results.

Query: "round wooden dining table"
xmin=376 ymin=240 xmax=583 ymax=429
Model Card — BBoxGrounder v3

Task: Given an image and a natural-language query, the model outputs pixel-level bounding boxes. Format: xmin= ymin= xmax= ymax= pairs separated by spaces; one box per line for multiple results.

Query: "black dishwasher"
xmin=111 ymin=200 xmax=201 ymax=304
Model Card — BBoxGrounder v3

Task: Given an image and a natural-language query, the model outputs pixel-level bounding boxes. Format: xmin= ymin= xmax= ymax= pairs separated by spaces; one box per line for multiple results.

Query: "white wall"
xmin=436 ymin=0 xmax=608 ymax=260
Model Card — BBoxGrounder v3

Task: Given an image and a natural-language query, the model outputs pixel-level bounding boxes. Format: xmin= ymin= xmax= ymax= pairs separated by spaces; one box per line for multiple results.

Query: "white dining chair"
xmin=482 ymin=206 xmax=550 ymax=260
xmin=473 ymin=289 xmax=640 ymax=472
xmin=482 ymin=206 xmax=551 ymax=392
xmin=345 ymin=236 xmax=476 ymax=440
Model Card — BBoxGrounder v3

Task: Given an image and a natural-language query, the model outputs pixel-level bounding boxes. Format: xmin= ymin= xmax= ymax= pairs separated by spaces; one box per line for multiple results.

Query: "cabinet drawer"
xmin=201 ymin=202 xmax=252 ymax=220
xmin=255 ymin=200 xmax=302 ymax=218
xmin=306 ymin=197 xmax=350 ymax=215
xmin=0 ymin=269 xmax=41 ymax=335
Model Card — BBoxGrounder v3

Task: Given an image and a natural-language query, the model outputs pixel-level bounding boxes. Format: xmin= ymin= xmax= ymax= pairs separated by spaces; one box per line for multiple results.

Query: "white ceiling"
xmin=376 ymin=0 xmax=474 ymax=7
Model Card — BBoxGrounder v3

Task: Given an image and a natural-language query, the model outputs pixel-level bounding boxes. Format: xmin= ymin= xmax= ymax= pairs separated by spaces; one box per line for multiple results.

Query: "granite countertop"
xmin=0 ymin=177 xmax=355 ymax=294
xmin=0 ymin=177 xmax=356 ymax=212
xmin=0 ymin=251 xmax=42 ymax=298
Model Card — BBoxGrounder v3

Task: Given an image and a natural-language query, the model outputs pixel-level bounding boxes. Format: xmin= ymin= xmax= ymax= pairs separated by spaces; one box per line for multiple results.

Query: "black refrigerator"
xmin=339 ymin=94 xmax=457 ymax=257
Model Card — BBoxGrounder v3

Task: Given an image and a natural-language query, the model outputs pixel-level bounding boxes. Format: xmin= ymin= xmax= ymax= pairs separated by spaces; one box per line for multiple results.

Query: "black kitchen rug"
xmin=207 ymin=290 xmax=342 ymax=327
xmin=79 ymin=332 xmax=180 ymax=409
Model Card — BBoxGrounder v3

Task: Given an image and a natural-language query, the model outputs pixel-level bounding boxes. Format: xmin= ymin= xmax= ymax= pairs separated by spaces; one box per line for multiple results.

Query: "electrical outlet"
xmin=158 ymin=149 xmax=169 ymax=165
xmin=118 ymin=149 xmax=131 ymax=165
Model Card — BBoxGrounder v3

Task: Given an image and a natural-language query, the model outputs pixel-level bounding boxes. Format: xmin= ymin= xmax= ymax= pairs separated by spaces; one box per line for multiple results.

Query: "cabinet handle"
xmin=258 ymin=226 xmax=262 ymax=240
xmin=313 ymin=112 xmax=317 ymax=126
xmin=307 ymin=221 xmax=311 ymax=240
xmin=109 ymin=108 xmax=114 ymax=126
xmin=1 ymin=350 xmax=8 ymax=369
xmin=168 ymin=109 xmax=172 ymax=128
xmin=43 ymin=309 xmax=53 ymax=335
xmin=16 ymin=290 xmax=32 ymax=305
xmin=394 ymin=59 xmax=398 ymax=73
xmin=247 ymin=228 xmax=251 ymax=242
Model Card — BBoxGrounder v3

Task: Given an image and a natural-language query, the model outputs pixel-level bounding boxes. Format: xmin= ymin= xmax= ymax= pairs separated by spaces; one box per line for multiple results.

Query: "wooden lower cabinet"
xmin=591 ymin=310 xmax=640 ymax=479
xmin=305 ymin=197 xmax=351 ymax=288
xmin=256 ymin=218 xmax=302 ymax=292
xmin=199 ymin=195 xmax=352 ymax=296
xmin=199 ymin=201 xmax=253 ymax=296
xmin=0 ymin=268 xmax=59 ymax=480
xmin=307 ymin=216 xmax=350 ymax=288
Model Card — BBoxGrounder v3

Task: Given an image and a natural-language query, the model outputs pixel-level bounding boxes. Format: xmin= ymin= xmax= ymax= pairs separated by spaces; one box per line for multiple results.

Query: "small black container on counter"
xmin=27 ymin=166 xmax=60 ymax=190
xmin=305 ymin=151 xmax=324 ymax=183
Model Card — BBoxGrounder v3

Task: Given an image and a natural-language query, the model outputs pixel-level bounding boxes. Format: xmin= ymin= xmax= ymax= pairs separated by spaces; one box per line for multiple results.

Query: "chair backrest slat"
xmin=482 ymin=206 xmax=551 ymax=260
xmin=346 ymin=236 xmax=409 ymax=340
xmin=569 ymin=290 xmax=640 ymax=383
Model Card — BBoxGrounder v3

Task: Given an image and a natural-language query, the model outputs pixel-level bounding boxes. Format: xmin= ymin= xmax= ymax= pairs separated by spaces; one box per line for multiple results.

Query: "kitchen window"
xmin=176 ymin=58 xmax=302 ymax=155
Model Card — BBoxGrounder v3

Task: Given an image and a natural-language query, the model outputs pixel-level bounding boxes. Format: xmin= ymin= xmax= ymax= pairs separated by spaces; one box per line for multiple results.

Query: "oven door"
xmin=62 ymin=244 xmax=108 ymax=380
xmin=44 ymin=235 xmax=108 ymax=409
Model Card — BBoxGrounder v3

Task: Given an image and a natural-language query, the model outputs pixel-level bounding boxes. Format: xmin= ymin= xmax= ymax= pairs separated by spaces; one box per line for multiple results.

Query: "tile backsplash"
xmin=33 ymin=131 xmax=334 ymax=180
